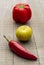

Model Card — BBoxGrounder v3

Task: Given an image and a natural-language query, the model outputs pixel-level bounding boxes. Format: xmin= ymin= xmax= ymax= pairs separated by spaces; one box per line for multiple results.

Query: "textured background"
xmin=0 ymin=0 xmax=44 ymax=65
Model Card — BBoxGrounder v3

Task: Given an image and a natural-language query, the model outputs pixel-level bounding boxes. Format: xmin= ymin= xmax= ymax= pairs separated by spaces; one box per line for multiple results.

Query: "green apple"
xmin=16 ymin=25 xmax=32 ymax=41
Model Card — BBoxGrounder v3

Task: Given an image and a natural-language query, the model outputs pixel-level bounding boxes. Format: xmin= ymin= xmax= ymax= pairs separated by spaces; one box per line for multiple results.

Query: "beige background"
xmin=0 ymin=0 xmax=44 ymax=65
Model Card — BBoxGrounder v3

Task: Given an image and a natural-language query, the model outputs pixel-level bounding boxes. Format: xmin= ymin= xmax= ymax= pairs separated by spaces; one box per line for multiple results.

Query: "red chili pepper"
xmin=4 ymin=35 xmax=37 ymax=60
xmin=12 ymin=3 xmax=32 ymax=24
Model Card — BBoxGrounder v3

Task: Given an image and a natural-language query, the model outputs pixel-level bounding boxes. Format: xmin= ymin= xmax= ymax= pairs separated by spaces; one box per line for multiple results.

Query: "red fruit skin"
xmin=12 ymin=4 xmax=32 ymax=24
xmin=9 ymin=40 xmax=37 ymax=60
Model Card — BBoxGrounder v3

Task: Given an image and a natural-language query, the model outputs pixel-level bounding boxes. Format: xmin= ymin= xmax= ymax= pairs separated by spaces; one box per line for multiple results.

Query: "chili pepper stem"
xmin=3 ymin=35 xmax=10 ymax=42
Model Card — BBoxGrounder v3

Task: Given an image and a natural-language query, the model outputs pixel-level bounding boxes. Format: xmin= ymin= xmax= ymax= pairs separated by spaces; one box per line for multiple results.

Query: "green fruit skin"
xmin=16 ymin=25 xmax=32 ymax=41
